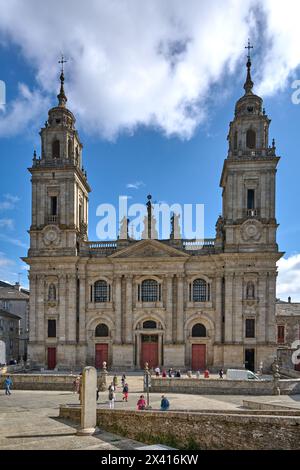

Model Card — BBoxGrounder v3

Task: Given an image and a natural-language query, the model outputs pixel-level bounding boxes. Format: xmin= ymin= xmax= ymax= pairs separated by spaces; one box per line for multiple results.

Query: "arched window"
xmin=141 ymin=279 xmax=159 ymax=302
xmin=95 ymin=323 xmax=109 ymax=337
xmin=246 ymin=281 xmax=255 ymax=299
xmin=246 ymin=129 xmax=256 ymax=149
xmin=68 ymin=139 xmax=72 ymax=159
xmin=193 ymin=279 xmax=209 ymax=302
xmin=94 ymin=280 xmax=109 ymax=303
xmin=52 ymin=139 xmax=60 ymax=159
xmin=143 ymin=320 xmax=157 ymax=329
xmin=192 ymin=323 xmax=207 ymax=337
xmin=48 ymin=284 xmax=56 ymax=301
xmin=233 ymin=131 xmax=238 ymax=150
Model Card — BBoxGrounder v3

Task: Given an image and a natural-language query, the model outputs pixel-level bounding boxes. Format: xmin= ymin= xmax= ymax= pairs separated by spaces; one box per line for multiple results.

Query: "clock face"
xmin=241 ymin=220 xmax=262 ymax=242
xmin=43 ymin=225 xmax=60 ymax=246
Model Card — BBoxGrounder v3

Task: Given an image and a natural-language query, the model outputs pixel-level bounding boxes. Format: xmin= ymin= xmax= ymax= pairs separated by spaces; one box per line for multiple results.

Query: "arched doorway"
xmin=191 ymin=323 xmax=207 ymax=371
xmin=140 ymin=320 xmax=158 ymax=369
xmin=95 ymin=323 xmax=109 ymax=369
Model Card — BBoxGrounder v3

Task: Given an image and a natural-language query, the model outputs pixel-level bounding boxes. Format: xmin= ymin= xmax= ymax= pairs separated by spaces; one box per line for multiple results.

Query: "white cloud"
xmin=126 ymin=181 xmax=145 ymax=190
xmin=0 ymin=1 xmax=299 ymax=139
xmin=0 ymin=233 xmax=27 ymax=249
xmin=277 ymin=254 xmax=300 ymax=302
xmin=0 ymin=83 xmax=50 ymax=137
xmin=0 ymin=252 xmax=14 ymax=268
xmin=0 ymin=0 xmax=255 ymax=140
xmin=0 ymin=194 xmax=20 ymax=210
xmin=0 ymin=218 xmax=14 ymax=229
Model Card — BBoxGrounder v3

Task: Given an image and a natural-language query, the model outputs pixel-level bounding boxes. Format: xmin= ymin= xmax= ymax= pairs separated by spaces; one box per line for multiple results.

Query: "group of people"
xmin=137 ymin=394 xmax=170 ymax=411
xmin=107 ymin=374 xmax=129 ymax=409
xmin=154 ymin=367 xmax=181 ymax=378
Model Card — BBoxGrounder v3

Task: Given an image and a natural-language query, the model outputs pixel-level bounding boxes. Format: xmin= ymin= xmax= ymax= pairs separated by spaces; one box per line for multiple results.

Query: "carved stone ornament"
xmin=42 ymin=225 xmax=61 ymax=246
xmin=241 ymin=220 xmax=262 ymax=242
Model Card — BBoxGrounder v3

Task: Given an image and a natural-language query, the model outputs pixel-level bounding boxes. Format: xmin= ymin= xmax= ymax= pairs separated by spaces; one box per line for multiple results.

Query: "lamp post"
xmin=144 ymin=362 xmax=152 ymax=409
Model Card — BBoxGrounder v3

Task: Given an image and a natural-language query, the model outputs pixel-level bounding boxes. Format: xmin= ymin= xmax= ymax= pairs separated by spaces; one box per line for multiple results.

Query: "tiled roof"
xmin=0 ymin=309 xmax=21 ymax=320
xmin=0 ymin=282 xmax=29 ymax=300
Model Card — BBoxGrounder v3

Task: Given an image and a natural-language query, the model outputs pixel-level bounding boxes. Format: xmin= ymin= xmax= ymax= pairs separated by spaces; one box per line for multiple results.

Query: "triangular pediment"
xmin=109 ymin=239 xmax=188 ymax=259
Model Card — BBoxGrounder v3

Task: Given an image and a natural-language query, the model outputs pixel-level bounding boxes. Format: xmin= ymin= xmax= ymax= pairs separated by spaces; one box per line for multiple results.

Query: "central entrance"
xmin=95 ymin=343 xmax=108 ymax=369
xmin=141 ymin=335 xmax=158 ymax=369
xmin=191 ymin=344 xmax=206 ymax=371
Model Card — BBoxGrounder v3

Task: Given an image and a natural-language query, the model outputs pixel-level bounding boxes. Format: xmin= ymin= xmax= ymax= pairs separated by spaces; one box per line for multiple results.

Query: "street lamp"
xmin=144 ymin=362 xmax=152 ymax=409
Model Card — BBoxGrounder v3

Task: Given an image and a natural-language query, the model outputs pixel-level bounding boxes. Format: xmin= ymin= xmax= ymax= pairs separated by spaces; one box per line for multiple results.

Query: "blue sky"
xmin=0 ymin=0 xmax=300 ymax=299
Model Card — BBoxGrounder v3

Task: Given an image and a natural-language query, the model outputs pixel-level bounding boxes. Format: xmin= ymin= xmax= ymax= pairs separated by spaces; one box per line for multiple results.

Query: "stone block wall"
xmin=59 ymin=406 xmax=300 ymax=450
xmin=149 ymin=377 xmax=300 ymax=395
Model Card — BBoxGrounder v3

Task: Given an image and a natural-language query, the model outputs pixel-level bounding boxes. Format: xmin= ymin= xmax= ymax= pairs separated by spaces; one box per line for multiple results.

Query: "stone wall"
xmin=0 ymin=373 xmax=77 ymax=391
xmin=148 ymin=377 xmax=300 ymax=395
xmin=59 ymin=406 xmax=300 ymax=450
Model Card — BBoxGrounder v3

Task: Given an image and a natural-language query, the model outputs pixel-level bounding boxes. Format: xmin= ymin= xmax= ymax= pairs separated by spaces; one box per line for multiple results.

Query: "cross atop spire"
xmin=58 ymin=54 xmax=67 ymax=73
xmin=243 ymin=39 xmax=254 ymax=95
xmin=245 ymin=39 xmax=253 ymax=62
xmin=57 ymin=54 xmax=68 ymax=107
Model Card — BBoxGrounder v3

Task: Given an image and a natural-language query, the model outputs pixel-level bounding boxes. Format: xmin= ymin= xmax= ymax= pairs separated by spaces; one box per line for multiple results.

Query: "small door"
xmin=191 ymin=344 xmax=206 ymax=371
xmin=141 ymin=335 xmax=158 ymax=369
xmin=47 ymin=347 xmax=56 ymax=370
xmin=245 ymin=348 xmax=255 ymax=372
xmin=95 ymin=343 xmax=108 ymax=369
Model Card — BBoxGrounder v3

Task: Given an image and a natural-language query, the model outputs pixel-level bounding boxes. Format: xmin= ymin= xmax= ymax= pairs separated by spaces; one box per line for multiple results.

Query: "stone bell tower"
xmin=220 ymin=42 xmax=279 ymax=253
xmin=217 ymin=42 xmax=283 ymax=371
xmin=28 ymin=62 xmax=90 ymax=257
xmin=25 ymin=61 xmax=91 ymax=369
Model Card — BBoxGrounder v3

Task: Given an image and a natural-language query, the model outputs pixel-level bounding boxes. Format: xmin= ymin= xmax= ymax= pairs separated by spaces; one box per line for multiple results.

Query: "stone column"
xmin=158 ymin=332 xmax=163 ymax=366
xmin=67 ymin=274 xmax=76 ymax=342
xmin=79 ymin=274 xmax=86 ymax=343
xmin=257 ymin=273 xmax=267 ymax=342
xmin=125 ymin=275 xmax=133 ymax=343
xmin=233 ymin=275 xmax=243 ymax=343
xmin=176 ymin=274 xmax=184 ymax=343
xmin=165 ymin=275 xmax=173 ymax=343
xmin=77 ymin=366 xmax=97 ymax=435
xmin=114 ymin=275 xmax=122 ymax=344
xmin=37 ymin=275 xmax=45 ymax=342
xmin=28 ymin=273 xmax=37 ymax=342
xmin=58 ymin=274 xmax=66 ymax=342
xmin=215 ymin=275 xmax=222 ymax=343
xmin=224 ymin=273 xmax=234 ymax=343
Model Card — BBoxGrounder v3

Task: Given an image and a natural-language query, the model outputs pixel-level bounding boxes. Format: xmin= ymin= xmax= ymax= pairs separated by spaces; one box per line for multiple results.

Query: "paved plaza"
xmin=0 ymin=374 xmax=300 ymax=449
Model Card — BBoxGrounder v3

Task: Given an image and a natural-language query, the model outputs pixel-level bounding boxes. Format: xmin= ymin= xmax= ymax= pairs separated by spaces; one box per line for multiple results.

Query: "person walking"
xmin=160 ymin=395 xmax=170 ymax=411
xmin=108 ymin=383 xmax=116 ymax=409
xmin=162 ymin=369 xmax=167 ymax=378
xmin=219 ymin=368 xmax=224 ymax=379
xmin=137 ymin=395 xmax=146 ymax=410
xmin=121 ymin=374 xmax=126 ymax=388
xmin=122 ymin=382 xmax=129 ymax=402
xmin=154 ymin=366 xmax=160 ymax=377
xmin=113 ymin=375 xmax=118 ymax=389
xmin=4 ymin=376 xmax=12 ymax=396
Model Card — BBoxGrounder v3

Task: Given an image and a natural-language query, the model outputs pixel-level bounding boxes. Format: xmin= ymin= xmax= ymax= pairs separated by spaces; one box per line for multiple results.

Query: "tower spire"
xmin=57 ymin=55 xmax=68 ymax=107
xmin=244 ymin=39 xmax=254 ymax=95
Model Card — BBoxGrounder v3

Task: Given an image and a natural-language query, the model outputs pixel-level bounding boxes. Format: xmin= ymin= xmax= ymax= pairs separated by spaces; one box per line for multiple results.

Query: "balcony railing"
xmin=246 ymin=209 xmax=259 ymax=218
xmin=183 ymin=239 xmax=215 ymax=251
xmin=80 ymin=241 xmax=118 ymax=255
xmin=48 ymin=215 xmax=59 ymax=224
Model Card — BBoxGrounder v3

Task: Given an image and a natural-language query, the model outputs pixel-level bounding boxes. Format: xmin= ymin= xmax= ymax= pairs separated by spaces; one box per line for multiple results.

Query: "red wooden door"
xmin=192 ymin=344 xmax=206 ymax=371
xmin=47 ymin=347 xmax=56 ymax=370
xmin=95 ymin=344 xmax=108 ymax=369
xmin=141 ymin=339 xmax=158 ymax=369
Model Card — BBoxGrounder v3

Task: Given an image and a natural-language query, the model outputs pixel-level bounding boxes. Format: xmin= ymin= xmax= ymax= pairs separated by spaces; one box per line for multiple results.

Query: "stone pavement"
xmin=0 ymin=390 xmax=144 ymax=450
xmin=1 ymin=373 xmax=300 ymax=450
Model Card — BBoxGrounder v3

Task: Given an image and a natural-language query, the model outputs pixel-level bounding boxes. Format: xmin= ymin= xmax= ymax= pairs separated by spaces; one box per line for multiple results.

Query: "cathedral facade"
xmin=24 ymin=55 xmax=283 ymax=372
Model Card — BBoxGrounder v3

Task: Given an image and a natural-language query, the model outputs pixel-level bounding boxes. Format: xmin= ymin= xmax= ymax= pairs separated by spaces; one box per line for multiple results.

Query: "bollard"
xmin=77 ymin=366 xmax=98 ymax=435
